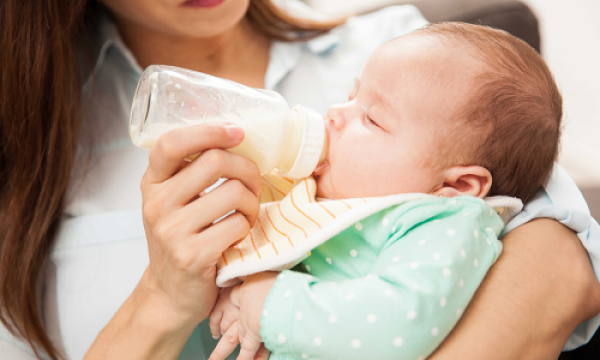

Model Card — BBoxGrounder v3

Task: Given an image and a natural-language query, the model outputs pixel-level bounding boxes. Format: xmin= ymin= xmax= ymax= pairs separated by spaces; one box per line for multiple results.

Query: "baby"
xmin=207 ymin=22 xmax=561 ymax=360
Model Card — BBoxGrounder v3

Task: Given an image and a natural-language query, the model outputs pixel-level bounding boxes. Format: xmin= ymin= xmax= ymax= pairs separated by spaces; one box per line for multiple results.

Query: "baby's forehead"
xmin=363 ymin=35 xmax=481 ymax=94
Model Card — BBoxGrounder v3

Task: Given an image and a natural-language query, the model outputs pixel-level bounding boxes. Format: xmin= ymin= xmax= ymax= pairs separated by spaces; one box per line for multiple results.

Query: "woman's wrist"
xmin=84 ymin=269 xmax=203 ymax=360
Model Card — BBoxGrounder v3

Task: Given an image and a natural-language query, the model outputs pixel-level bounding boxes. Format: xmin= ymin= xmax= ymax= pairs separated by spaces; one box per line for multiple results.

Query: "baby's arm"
xmin=261 ymin=198 xmax=504 ymax=360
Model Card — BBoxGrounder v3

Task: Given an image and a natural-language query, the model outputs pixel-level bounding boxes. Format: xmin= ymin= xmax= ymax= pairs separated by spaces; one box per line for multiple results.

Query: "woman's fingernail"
xmin=225 ymin=125 xmax=244 ymax=141
xmin=212 ymin=334 xmax=221 ymax=340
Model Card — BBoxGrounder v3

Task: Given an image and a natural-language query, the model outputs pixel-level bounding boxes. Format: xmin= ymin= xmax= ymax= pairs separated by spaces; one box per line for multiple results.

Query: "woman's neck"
xmin=114 ymin=17 xmax=270 ymax=88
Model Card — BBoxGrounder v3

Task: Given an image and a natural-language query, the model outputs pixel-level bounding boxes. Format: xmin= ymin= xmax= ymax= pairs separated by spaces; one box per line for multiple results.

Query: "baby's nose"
xmin=326 ymin=105 xmax=347 ymax=131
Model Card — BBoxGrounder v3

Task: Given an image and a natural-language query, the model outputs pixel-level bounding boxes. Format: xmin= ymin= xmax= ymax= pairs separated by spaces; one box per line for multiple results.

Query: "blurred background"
xmin=296 ymin=0 xmax=600 ymax=220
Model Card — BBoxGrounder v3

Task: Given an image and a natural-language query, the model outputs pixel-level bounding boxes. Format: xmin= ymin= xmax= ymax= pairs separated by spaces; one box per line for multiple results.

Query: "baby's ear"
xmin=436 ymin=166 xmax=492 ymax=198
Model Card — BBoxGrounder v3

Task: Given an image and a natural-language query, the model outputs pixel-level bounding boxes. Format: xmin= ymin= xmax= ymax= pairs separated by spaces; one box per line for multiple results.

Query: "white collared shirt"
xmin=1 ymin=4 xmax=598 ymax=359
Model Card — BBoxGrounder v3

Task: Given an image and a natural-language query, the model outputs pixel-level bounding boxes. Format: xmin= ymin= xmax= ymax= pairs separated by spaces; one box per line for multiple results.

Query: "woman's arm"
xmin=429 ymin=218 xmax=600 ymax=360
xmin=85 ymin=124 xmax=262 ymax=360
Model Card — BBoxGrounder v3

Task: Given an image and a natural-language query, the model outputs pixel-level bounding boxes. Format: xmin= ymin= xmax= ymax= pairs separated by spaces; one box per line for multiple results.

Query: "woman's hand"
xmin=140 ymin=123 xmax=262 ymax=326
xmin=85 ymin=124 xmax=262 ymax=360
xmin=429 ymin=218 xmax=600 ymax=360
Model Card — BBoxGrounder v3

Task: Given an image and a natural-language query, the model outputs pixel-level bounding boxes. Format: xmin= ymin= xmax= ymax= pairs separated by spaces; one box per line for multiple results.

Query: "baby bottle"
xmin=129 ymin=65 xmax=327 ymax=179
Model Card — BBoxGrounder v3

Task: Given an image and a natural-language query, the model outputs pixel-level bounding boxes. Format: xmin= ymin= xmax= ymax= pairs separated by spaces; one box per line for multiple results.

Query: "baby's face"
xmin=314 ymin=35 xmax=481 ymax=199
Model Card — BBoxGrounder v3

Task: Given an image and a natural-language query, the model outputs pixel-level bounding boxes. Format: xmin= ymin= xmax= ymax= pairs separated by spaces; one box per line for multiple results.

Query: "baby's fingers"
xmin=254 ymin=344 xmax=270 ymax=360
xmin=208 ymin=309 xmax=223 ymax=339
xmin=209 ymin=323 xmax=240 ymax=360
xmin=236 ymin=335 xmax=262 ymax=360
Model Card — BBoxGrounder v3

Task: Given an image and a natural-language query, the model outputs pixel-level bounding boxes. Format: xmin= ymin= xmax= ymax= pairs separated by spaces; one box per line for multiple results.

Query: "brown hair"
xmin=418 ymin=23 xmax=562 ymax=203
xmin=0 ymin=1 xmax=344 ymax=359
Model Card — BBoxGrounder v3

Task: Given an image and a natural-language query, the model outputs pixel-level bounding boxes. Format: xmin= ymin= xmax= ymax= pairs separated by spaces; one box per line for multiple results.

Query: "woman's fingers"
xmin=166 ymin=148 xmax=262 ymax=207
xmin=194 ymin=212 xmax=254 ymax=263
xmin=145 ymin=124 xmax=244 ymax=184
xmin=209 ymin=322 xmax=240 ymax=360
xmin=180 ymin=179 xmax=260 ymax=233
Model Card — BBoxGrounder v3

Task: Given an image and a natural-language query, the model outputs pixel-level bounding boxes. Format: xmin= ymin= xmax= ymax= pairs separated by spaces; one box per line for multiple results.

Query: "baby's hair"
xmin=414 ymin=22 xmax=562 ymax=203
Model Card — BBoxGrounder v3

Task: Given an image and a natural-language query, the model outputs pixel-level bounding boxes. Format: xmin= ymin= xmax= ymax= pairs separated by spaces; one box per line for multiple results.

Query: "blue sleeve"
xmin=504 ymin=163 xmax=600 ymax=349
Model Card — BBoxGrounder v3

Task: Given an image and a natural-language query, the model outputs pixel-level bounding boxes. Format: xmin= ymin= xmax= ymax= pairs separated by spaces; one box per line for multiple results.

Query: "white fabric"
xmin=216 ymin=194 xmax=522 ymax=287
xmin=1 ymin=3 xmax=598 ymax=359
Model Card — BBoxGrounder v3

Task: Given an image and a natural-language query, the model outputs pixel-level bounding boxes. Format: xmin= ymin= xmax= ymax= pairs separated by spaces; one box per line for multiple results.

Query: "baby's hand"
xmin=209 ymin=272 xmax=279 ymax=360
xmin=209 ymin=286 xmax=240 ymax=340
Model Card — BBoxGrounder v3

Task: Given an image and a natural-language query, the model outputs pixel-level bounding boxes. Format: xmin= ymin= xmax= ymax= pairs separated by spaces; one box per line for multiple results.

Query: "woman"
xmin=1 ymin=0 xmax=598 ymax=359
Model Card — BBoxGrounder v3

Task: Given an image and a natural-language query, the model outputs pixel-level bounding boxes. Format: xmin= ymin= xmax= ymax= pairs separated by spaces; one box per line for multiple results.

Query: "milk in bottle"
xmin=129 ymin=65 xmax=327 ymax=179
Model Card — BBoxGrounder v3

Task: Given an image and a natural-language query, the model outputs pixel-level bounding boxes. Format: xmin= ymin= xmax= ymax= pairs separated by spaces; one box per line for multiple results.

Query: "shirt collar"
xmin=82 ymin=11 xmax=143 ymax=92
xmin=85 ymin=9 xmax=341 ymax=92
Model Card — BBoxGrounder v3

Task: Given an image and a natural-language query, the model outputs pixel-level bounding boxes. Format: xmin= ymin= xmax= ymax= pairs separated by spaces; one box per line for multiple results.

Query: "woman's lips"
xmin=181 ymin=0 xmax=226 ymax=8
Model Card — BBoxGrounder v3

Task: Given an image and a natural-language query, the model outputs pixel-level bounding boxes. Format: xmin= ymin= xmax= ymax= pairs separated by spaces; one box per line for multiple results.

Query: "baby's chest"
xmin=300 ymin=219 xmax=391 ymax=281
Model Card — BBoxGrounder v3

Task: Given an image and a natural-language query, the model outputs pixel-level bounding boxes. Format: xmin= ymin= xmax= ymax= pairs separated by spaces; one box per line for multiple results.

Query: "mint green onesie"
xmin=260 ymin=196 xmax=504 ymax=360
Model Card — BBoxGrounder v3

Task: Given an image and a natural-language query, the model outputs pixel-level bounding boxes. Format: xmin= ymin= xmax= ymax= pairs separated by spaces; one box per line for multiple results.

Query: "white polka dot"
xmin=279 ymin=273 xmax=285 ymax=279
xmin=284 ymin=290 xmax=292 ymax=298
xmin=442 ymin=268 xmax=452 ymax=276
xmin=486 ymin=238 xmax=492 ymax=245
xmin=301 ymin=354 xmax=309 ymax=359
xmin=311 ymin=293 xmax=318 ymax=300
xmin=329 ymin=314 xmax=337 ymax=324
xmin=433 ymin=219 xmax=441 ymax=223
xmin=307 ymin=275 xmax=313 ymax=281
xmin=463 ymin=212 xmax=471 ymax=216
xmin=391 ymin=226 xmax=397 ymax=233
xmin=459 ymin=278 xmax=464 ymax=287
xmin=460 ymin=249 xmax=466 ymax=258
xmin=326 ymin=258 xmax=332 ymax=265
xmin=457 ymin=308 xmax=463 ymax=317
xmin=440 ymin=298 xmax=447 ymax=307
xmin=486 ymin=227 xmax=493 ymax=234
xmin=433 ymin=252 xmax=441 ymax=261
xmin=407 ymin=310 xmax=417 ymax=320
xmin=413 ymin=284 xmax=421 ymax=290
xmin=351 ymin=339 xmax=361 ymax=348
xmin=393 ymin=336 xmax=404 ymax=347
xmin=431 ymin=327 xmax=439 ymax=336
xmin=410 ymin=261 xmax=420 ymax=269
xmin=263 ymin=309 xmax=268 ymax=317
xmin=490 ymin=209 xmax=494 ymax=216
xmin=418 ymin=239 xmax=426 ymax=245
xmin=384 ymin=288 xmax=393 ymax=297
xmin=367 ymin=313 xmax=377 ymax=323
xmin=474 ymin=230 xmax=479 ymax=238
xmin=278 ymin=334 xmax=287 ymax=343
xmin=474 ymin=259 xmax=479 ymax=267
xmin=354 ymin=222 xmax=363 ymax=231
xmin=174 ymin=83 xmax=181 ymax=89
xmin=382 ymin=218 xmax=389 ymax=226
xmin=449 ymin=199 xmax=457 ymax=204
xmin=447 ymin=229 xmax=456 ymax=236
xmin=305 ymin=265 xmax=311 ymax=272
xmin=313 ymin=337 xmax=323 ymax=346
xmin=346 ymin=292 xmax=355 ymax=300
xmin=393 ymin=256 xmax=400 ymax=263
xmin=296 ymin=311 xmax=303 ymax=320
xmin=350 ymin=249 xmax=358 ymax=258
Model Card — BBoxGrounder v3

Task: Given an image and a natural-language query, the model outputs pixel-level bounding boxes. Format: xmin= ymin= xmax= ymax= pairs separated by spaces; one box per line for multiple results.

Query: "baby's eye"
xmin=366 ymin=115 xmax=380 ymax=128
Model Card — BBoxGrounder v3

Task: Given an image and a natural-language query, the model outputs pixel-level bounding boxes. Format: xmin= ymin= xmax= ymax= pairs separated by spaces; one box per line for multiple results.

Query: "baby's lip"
xmin=312 ymin=161 xmax=328 ymax=176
